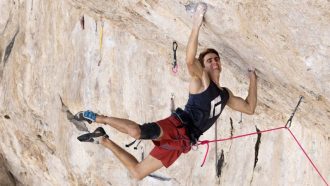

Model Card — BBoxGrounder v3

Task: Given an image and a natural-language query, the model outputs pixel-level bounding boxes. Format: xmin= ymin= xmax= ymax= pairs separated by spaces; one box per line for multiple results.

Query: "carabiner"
xmin=172 ymin=41 xmax=178 ymax=73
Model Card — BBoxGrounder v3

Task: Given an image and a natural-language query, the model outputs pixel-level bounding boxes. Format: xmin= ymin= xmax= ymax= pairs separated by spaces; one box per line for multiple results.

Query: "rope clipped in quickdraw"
xmin=285 ymin=96 xmax=303 ymax=128
xmin=172 ymin=41 xmax=178 ymax=73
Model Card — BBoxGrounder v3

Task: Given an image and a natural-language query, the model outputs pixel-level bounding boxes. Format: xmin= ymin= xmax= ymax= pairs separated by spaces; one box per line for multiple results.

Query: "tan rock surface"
xmin=0 ymin=0 xmax=329 ymax=185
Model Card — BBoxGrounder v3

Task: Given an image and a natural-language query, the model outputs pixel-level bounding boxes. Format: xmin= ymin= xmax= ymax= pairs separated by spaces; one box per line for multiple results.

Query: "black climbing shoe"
xmin=74 ymin=110 xmax=97 ymax=124
xmin=77 ymin=127 xmax=109 ymax=144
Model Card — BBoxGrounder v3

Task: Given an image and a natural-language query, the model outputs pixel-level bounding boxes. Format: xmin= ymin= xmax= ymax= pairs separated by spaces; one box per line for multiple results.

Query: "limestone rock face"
xmin=0 ymin=0 xmax=329 ymax=185
xmin=0 ymin=154 xmax=15 ymax=186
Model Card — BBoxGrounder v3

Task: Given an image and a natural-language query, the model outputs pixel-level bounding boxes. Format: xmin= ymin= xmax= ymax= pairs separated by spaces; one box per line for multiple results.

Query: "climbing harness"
xmin=196 ymin=96 xmax=329 ymax=186
xmin=172 ymin=41 xmax=178 ymax=74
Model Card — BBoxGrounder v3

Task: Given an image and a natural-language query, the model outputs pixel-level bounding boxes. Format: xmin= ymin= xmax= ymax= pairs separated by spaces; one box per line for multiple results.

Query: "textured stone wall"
xmin=0 ymin=153 xmax=15 ymax=186
xmin=0 ymin=0 xmax=329 ymax=185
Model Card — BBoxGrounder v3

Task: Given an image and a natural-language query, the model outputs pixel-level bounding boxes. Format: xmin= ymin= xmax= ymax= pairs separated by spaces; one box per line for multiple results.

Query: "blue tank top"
xmin=184 ymin=81 xmax=229 ymax=133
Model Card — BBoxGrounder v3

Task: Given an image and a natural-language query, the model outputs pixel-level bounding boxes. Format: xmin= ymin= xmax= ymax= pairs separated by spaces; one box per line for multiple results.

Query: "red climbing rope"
xmin=197 ymin=126 xmax=329 ymax=186
xmin=286 ymin=128 xmax=329 ymax=186
xmin=197 ymin=96 xmax=329 ymax=185
xmin=197 ymin=126 xmax=286 ymax=167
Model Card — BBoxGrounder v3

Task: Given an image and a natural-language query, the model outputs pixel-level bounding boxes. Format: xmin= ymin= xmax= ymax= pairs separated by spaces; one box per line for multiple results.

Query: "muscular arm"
xmin=186 ymin=4 xmax=207 ymax=78
xmin=227 ymin=70 xmax=258 ymax=115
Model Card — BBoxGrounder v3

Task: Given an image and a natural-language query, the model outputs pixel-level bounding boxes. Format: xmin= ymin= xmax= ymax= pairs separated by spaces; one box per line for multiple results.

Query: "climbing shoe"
xmin=74 ymin=110 xmax=97 ymax=124
xmin=77 ymin=127 xmax=109 ymax=144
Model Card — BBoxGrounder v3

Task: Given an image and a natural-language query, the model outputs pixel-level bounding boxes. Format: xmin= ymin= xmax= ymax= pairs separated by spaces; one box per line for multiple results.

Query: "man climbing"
xmin=75 ymin=3 xmax=257 ymax=180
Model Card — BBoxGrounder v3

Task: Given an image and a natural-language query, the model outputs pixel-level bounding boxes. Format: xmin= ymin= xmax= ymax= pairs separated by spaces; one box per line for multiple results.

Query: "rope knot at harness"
xmin=199 ymin=140 xmax=210 ymax=145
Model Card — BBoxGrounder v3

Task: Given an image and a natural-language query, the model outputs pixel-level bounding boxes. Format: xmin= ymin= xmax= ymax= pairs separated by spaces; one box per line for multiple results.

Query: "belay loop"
xmin=172 ymin=41 xmax=178 ymax=73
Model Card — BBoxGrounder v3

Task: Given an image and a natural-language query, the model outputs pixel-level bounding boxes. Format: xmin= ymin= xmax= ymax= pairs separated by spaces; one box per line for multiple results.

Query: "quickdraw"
xmin=285 ymin=96 xmax=303 ymax=128
xmin=172 ymin=41 xmax=178 ymax=73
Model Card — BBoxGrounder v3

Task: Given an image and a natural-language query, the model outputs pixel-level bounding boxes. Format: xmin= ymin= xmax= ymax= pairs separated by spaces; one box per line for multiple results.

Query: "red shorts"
xmin=149 ymin=115 xmax=191 ymax=168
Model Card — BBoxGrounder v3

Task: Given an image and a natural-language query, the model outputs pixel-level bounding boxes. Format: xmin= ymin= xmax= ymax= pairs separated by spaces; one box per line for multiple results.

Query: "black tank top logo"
xmin=184 ymin=81 xmax=229 ymax=134
xmin=210 ymin=95 xmax=222 ymax=118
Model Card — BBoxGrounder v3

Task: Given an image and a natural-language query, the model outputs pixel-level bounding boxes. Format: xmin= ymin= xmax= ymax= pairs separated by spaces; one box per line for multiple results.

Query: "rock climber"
xmin=75 ymin=3 xmax=257 ymax=180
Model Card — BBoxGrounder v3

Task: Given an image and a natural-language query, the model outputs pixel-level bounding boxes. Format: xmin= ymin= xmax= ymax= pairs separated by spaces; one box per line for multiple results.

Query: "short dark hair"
xmin=198 ymin=48 xmax=220 ymax=67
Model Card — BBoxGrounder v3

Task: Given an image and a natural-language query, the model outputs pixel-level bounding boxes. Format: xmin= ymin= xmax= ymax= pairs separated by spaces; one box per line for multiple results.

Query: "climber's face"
xmin=203 ymin=53 xmax=221 ymax=73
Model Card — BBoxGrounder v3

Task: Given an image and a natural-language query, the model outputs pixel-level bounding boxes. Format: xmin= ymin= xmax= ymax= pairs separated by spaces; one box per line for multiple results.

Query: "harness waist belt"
xmin=172 ymin=108 xmax=203 ymax=145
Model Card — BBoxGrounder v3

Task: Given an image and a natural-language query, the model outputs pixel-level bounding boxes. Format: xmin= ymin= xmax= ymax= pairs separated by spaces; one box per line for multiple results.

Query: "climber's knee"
xmin=139 ymin=122 xmax=161 ymax=140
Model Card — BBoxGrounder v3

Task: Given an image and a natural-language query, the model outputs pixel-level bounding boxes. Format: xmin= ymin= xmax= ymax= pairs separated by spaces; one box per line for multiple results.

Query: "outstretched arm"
xmin=227 ymin=69 xmax=258 ymax=115
xmin=186 ymin=3 xmax=207 ymax=78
